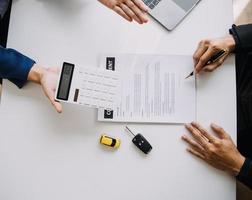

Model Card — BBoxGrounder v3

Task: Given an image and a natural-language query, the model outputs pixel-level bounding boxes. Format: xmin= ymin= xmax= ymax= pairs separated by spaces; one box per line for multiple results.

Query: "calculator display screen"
xmin=56 ymin=62 xmax=74 ymax=100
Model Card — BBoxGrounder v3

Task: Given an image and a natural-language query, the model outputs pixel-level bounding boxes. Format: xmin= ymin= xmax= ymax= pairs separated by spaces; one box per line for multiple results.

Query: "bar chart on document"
xmin=98 ymin=54 xmax=196 ymax=123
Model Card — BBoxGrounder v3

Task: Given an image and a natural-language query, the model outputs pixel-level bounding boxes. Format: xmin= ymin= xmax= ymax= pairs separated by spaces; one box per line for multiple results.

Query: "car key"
xmin=126 ymin=126 xmax=152 ymax=154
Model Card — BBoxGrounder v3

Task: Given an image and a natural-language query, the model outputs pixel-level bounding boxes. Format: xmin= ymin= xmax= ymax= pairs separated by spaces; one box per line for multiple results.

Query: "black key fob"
xmin=132 ymin=134 xmax=152 ymax=154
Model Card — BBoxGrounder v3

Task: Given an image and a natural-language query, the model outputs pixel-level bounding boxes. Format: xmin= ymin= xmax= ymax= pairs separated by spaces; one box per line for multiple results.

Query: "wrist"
xmin=225 ymin=35 xmax=235 ymax=52
xmin=233 ymin=154 xmax=245 ymax=176
xmin=27 ymin=64 xmax=45 ymax=84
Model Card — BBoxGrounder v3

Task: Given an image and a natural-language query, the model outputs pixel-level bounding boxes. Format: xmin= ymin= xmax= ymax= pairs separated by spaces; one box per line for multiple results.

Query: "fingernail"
xmin=211 ymin=123 xmax=218 ymax=128
xmin=186 ymin=148 xmax=191 ymax=152
xmin=185 ymin=124 xmax=192 ymax=129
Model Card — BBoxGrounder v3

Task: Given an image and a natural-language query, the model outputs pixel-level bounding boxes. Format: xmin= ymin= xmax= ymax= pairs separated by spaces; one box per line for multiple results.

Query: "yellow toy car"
xmin=100 ymin=135 xmax=121 ymax=149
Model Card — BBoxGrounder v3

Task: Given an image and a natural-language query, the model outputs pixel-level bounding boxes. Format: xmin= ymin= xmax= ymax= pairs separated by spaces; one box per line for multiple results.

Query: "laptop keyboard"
xmin=142 ymin=0 xmax=162 ymax=9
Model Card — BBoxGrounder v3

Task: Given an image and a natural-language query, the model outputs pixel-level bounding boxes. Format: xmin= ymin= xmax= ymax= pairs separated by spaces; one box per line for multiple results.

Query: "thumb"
xmin=211 ymin=123 xmax=228 ymax=139
xmin=43 ymin=86 xmax=63 ymax=113
xmin=47 ymin=67 xmax=61 ymax=74
xmin=52 ymin=101 xmax=63 ymax=113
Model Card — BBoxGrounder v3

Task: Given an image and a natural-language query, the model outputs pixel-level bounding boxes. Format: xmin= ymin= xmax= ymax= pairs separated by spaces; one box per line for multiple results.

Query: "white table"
xmin=0 ymin=0 xmax=236 ymax=199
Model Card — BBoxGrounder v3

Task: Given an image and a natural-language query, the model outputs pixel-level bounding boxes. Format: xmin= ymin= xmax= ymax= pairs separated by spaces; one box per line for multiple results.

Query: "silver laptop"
xmin=142 ymin=0 xmax=201 ymax=30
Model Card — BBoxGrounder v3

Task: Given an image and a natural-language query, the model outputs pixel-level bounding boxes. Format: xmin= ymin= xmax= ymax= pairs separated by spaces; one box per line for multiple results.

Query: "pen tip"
xmin=185 ymin=75 xmax=191 ymax=79
xmin=185 ymin=71 xmax=194 ymax=79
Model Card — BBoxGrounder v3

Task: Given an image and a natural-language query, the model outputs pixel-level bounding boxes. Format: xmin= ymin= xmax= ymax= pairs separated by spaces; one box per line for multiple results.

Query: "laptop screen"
xmin=171 ymin=0 xmax=199 ymax=11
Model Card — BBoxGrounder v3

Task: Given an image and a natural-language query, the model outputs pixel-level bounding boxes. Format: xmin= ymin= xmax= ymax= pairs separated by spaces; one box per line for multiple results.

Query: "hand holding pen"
xmin=186 ymin=35 xmax=236 ymax=78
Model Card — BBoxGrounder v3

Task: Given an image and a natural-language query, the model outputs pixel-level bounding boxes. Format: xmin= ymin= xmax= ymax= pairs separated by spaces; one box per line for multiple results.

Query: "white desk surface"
xmin=0 ymin=0 xmax=236 ymax=199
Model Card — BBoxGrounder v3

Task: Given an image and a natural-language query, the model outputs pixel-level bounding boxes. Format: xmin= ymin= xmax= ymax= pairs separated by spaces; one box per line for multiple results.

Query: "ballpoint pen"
xmin=185 ymin=49 xmax=228 ymax=79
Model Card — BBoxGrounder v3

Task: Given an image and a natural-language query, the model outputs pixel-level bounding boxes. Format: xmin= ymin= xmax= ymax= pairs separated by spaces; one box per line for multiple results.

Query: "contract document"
xmin=98 ymin=54 xmax=196 ymax=123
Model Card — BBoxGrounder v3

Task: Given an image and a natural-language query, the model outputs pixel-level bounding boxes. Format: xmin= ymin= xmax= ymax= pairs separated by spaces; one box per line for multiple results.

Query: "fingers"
xmin=195 ymin=47 xmax=219 ymax=73
xmin=187 ymin=148 xmax=205 ymax=160
xmin=53 ymin=101 xmax=63 ymax=113
xmin=121 ymin=3 xmax=142 ymax=24
xmin=183 ymin=123 xmax=243 ymax=175
xmin=50 ymin=96 xmax=63 ymax=113
xmin=125 ymin=0 xmax=148 ymax=23
xmin=182 ymin=135 xmax=205 ymax=152
xmin=211 ymin=123 xmax=229 ymax=139
xmin=193 ymin=38 xmax=230 ymax=74
xmin=47 ymin=67 xmax=61 ymax=74
xmin=99 ymin=0 xmax=149 ymax=24
xmin=203 ymin=53 xmax=228 ymax=72
xmin=184 ymin=122 xmax=229 ymax=142
xmin=132 ymin=0 xmax=148 ymax=12
xmin=193 ymin=42 xmax=208 ymax=66
xmin=191 ymin=122 xmax=216 ymax=143
xmin=185 ymin=124 xmax=209 ymax=147
xmin=43 ymin=83 xmax=63 ymax=113
xmin=114 ymin=5 xmax=133 ymax=22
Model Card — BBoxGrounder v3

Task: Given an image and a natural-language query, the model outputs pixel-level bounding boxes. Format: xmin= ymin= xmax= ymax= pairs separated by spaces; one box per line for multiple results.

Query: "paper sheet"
xmin=98 ymin=54 xmax=196 ymax=123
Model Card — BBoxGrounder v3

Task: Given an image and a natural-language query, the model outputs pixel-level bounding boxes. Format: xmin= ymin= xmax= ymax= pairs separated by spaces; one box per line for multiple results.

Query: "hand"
xmin=193 ymin=35 xmax=235 ymax=74
xmin=98 ymin=0 xmax=148 ymax=24
xmin=182 ymin=122 xmax=245 ymax=176
xmin=28 ymin=64 xmax=62 ymax=113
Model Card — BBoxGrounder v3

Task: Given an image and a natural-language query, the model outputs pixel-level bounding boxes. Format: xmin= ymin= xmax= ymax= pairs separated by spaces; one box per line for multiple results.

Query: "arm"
xmin=237 ymin=158 xmax=252 ymax=189
xmin=0 ymin=46 xmax=62 ymax=113
xmin=229 ymin=24 xmax=252 ymax=53
xmin=0 ymin=46 xmax=35 ymax=88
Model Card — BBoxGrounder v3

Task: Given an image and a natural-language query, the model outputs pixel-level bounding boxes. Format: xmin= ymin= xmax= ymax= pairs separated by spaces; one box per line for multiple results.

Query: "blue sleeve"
xmin=0 ymin=46 xmax=35 ymax=88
